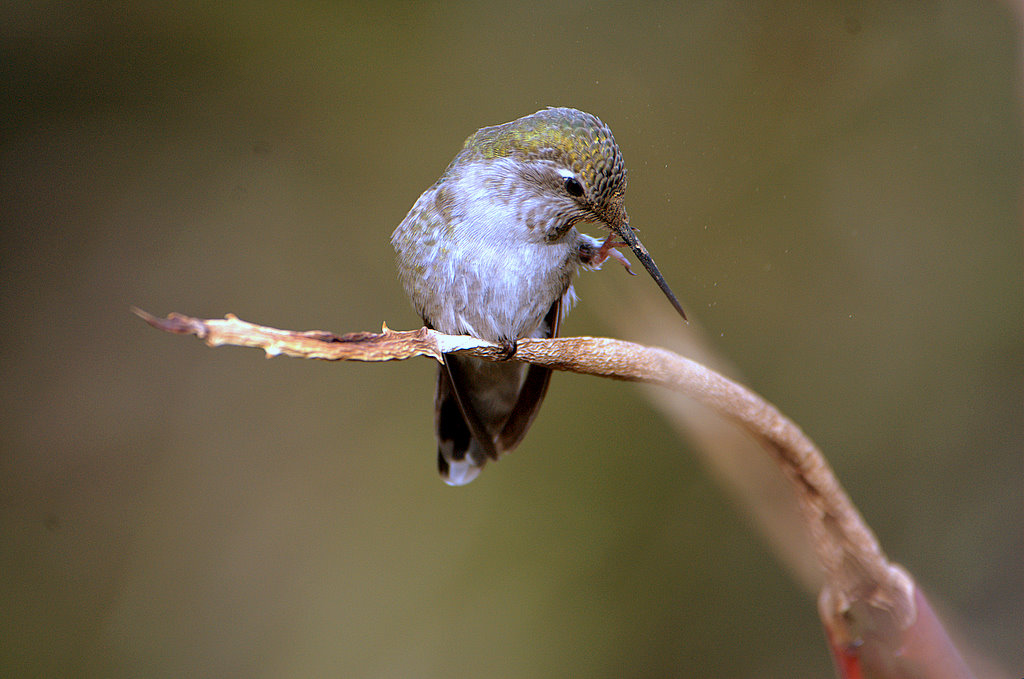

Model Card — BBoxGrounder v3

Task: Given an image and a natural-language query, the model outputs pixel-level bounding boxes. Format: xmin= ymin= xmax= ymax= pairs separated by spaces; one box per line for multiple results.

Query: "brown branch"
xmin=134 ymin=307 xmax=976 ymax=679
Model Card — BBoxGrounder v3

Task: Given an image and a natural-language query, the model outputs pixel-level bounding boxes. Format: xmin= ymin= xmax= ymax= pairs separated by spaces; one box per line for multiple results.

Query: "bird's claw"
xmin=496 ymin=339 xmax=518 ymax=361
xmin=588 ymin=234 xmax=637 ymax=275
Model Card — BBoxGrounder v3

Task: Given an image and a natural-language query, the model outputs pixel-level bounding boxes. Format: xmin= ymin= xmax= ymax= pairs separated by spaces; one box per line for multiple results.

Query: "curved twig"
xmin=134 ymin=307 xmax=976 ymax=679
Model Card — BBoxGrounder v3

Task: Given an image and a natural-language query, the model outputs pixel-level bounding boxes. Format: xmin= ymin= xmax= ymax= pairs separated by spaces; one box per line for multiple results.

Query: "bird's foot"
xmin=496 ymin=338 xmax=518 ymax=361
xmin=579 ymin=234 xmax=636 ymax=275
xmin=598 ymin=233 xmax=637 ymax=275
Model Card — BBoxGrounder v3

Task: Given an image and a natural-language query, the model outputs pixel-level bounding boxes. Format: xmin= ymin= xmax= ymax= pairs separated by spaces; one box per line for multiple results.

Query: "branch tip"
xmin=131 ymin=307 xmax=208 ymax=338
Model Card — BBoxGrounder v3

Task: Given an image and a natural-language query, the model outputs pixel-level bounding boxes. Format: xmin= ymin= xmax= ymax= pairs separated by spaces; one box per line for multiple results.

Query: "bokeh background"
xmin=2 ymin=3 xmax=1020 ymax=677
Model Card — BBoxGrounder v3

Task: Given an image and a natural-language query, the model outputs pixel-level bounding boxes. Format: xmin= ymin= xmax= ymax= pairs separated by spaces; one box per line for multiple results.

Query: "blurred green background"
xmin=2 ymin=2 xmax=1020 ymax=677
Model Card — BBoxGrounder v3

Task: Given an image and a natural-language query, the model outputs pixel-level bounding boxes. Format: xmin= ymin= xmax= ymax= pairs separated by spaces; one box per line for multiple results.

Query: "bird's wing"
xmin=496 ymin=298 xmax=561 ymax=451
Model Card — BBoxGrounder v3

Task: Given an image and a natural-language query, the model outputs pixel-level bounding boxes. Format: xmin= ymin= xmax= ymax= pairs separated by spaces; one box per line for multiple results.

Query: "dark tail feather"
xmin=432 ymin=299 xmax=562 ymax=485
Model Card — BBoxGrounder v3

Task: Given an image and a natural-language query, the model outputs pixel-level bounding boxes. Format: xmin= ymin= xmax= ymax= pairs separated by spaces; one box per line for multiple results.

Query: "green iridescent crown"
xmin=456 ymin=107 xmax=626 ymax=201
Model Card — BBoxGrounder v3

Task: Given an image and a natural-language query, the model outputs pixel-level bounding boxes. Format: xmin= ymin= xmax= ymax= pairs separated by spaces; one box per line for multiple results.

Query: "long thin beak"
xmin=612 ymin=219 xmax=688 ymax=322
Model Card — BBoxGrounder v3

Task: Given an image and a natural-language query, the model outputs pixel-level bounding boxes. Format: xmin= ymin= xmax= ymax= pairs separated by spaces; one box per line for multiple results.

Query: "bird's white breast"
xmin=392 ymin=160 xmax=584 ymax=342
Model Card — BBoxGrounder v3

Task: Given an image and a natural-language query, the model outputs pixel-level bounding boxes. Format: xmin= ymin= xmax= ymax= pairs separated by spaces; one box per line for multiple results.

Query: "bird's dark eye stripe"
xmin=564 ymin=176 xmax=584 ymax=197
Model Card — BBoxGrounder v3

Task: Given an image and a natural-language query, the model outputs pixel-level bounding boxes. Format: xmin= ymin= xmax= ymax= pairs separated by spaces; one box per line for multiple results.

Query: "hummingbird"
xmin=392 ymin=107 xmax=686 ymax=485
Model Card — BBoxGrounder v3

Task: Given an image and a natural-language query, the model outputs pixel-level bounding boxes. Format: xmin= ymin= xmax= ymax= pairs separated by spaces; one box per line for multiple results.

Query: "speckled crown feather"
xmin=453 ymin=107 xmax=627 ymax=203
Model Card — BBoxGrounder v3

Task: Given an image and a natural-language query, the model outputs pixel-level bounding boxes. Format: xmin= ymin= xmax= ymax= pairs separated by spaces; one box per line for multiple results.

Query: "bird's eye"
xmin=564 ymin=176 xmax=584 ymax=197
